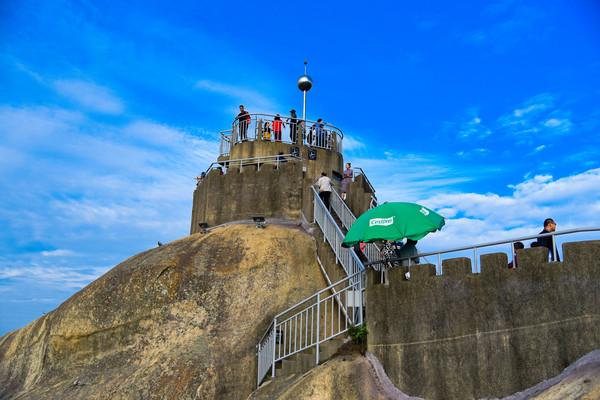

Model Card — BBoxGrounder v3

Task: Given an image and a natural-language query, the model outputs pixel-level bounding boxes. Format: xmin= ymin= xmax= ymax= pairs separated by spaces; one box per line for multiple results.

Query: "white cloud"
xmin=0 ymin=266 xmax=108 ymax=289
xmin=342 ymin=135 xmax=366 ymax=152
xmin=53 ymin=79 xmax=124 ymax=114
xmin=0 ymin=106 xmax=84 ymax=146
xmin=416 ymin=168 xmax=600 ymax=251
xmin=351 ymin=153 xmax=476 ymax=202
xmin=0 ymin=103 xmax=219 ymax=285
xmin=40 ymin=249 xmax=76 ymax=257
xmin=533 ymin=144 xmax=546 ymax=153
xmin=196 ymin=79 xmax=278 ymax=113
xmin=455 ymin=110 xmax=492 ymax=139
xmin=497 ymin=93 xmax=573 ymax=137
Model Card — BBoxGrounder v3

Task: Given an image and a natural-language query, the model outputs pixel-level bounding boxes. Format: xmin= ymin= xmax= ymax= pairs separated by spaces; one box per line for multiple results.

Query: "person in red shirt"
xmin=272 ymin=114 xmax=285 ymax=142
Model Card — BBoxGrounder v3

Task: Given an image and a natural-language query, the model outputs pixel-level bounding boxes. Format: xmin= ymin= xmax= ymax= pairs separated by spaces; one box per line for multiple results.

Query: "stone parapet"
xmin=366 ymin=241 xmax=600 ymax=399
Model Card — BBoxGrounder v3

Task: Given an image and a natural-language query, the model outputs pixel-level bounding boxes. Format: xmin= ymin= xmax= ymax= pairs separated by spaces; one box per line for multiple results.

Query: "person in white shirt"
xmin=316 ymin=172 xmax=333 ymax=210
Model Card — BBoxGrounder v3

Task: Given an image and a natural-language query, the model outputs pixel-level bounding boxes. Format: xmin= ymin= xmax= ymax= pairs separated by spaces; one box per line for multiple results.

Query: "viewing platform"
xmin=190 ymin=112 xmax=376 ymax=233
xmin=218 ymin=113 xmax=343 ymax=160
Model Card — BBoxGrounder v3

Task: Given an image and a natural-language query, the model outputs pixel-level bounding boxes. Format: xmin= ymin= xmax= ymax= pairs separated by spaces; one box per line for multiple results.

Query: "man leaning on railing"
xmin=535 ymin=218 xmax=560 ymax=261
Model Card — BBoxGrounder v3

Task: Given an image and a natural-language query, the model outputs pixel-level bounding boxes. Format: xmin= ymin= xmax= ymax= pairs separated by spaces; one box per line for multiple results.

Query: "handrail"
xmin=272 ymin=270 xmax=364 ymax=320
xmin=230 ymin=112 xmax=344 ymax=153
xmin=352 ymin=167 xmax=376 ymax=195
xmin=233 ymin=113 xmax=344 ymax=140
xmin=200 ymin=153 xmax=302 ymax=176
xmin=256 ymin=188 xmax=368 ymax=386
xmin=329 ymin=187 xmax=382 ymax=265
xmin=219 ymin=129 xmax=232 ymax=156
xmin=311 ymin=186 xmax=365 ymax=278
xmin=366 ymin=227 xmax=600 ymax=272
xmin=257 ymin=270 xmax=364 ymax=385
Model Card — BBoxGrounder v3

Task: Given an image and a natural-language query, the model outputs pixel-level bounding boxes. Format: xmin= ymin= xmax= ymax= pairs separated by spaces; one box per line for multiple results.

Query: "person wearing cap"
xmin=288 ymin=109 xmax=298 ymax=144
xmin=536 ymin=218 xmax=560 ymax=261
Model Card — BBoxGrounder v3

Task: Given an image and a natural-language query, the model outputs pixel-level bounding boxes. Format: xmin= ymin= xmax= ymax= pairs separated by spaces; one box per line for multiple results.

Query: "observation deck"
xmin=190 ymin=111 xmax=375 ymax=233
xmin=218 ymin=113 xmax=344 ymax=160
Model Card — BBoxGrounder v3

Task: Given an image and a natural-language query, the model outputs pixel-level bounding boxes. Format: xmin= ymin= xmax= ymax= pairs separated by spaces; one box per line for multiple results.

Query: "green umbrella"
xmin=342 ymin=202 xmax=445 ymax=248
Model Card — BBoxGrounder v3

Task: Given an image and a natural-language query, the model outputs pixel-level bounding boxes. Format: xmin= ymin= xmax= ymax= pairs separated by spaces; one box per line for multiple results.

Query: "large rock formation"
xmin=0 ymin=223 xmax=327 ymax=399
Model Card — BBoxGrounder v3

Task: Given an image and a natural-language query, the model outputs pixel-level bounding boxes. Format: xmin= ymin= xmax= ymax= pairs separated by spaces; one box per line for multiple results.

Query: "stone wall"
xmin=190 ymin=161 xmax=304 ymax=231
xmin=191 ymin=139 xmax=378 ymax=231
xmin=344 ymin=174 xmax=375 ymax=219
xmin=366 ymin=241 xmax=600 ymax=399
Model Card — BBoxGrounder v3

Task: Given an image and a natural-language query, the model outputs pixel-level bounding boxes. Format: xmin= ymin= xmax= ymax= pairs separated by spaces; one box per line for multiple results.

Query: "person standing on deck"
xmin=341 ymin=162 xmax=352 ymax=200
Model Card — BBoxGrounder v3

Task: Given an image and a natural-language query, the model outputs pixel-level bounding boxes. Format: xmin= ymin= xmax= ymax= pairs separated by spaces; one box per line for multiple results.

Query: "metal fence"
xmin=256 ymin=270 xmax=364 ymax=386
xmin=328 ymin=187 xmax=382 ymax=266
xmin=352 ymin=167 xmax=376 ymax=197
xmin=219 ymin=129 xmax=232 ymax=156
xmin=229 ymin=113 xmax=344 ymax=153
xmin=367 ymin=227 xmax=600 ymax=274
xmin=257 ymin=188 xmax=368 ymax=386
xmin=312 ymin=186 xmax=365 ymax=280
xmin=200 ymin=153 xmax=302 ymax=177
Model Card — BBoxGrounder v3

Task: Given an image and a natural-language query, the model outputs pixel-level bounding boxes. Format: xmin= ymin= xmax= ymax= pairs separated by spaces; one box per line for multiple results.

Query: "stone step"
xmin=279 ymin=352 xmax=316 ymax=376
xmin=318 ymin=337 xmax=345 ymax=362
xmin=275 ymin=336 xmax=346 ymax=378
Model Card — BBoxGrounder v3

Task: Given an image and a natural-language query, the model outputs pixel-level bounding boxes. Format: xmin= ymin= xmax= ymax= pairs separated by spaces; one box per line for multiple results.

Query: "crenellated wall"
xmin=366 ymin=241 xmax=600 ymax=400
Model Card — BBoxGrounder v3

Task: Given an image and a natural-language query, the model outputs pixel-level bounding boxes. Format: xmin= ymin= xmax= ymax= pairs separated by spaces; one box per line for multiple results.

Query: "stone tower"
xmin=190 ymin=113 xmax=375 ymax=233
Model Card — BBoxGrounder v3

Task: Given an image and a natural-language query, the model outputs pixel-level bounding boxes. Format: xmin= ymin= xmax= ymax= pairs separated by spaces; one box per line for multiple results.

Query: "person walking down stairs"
xmin=316 ymin=172 xmax=333 ymax=210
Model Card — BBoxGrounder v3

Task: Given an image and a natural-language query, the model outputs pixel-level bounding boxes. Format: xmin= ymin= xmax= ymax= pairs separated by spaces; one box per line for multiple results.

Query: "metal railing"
xmin=229 ymin=113 xmax=344 ymax=153
xmin=352 ymin=167 xmax=376 ymax=197
xmin=366 ymin=227 xmax=600 ymax=274
xmin=200 ymin=153 xmax=302 ymax=177
xmin=256 ymin=188 xmax=369 ymax=386
xmin=219 ymin=129 xmax=232 ymax=156
xmin=329 ymin=188 xmax=383 ymax=266
xmin=257 ymin=271 xmax=364 ymax=385
xmin=312 ymin=186 xmax=365 ymax=280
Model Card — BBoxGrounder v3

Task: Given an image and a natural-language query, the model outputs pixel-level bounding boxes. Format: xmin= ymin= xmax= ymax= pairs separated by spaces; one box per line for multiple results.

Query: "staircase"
xmin=256 ymin=184 xmax=381 ymax=386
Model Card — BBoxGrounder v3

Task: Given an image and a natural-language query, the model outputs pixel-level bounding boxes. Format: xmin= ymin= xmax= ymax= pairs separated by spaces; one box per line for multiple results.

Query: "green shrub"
xmin=348 ymin=324 xmax=368 ymax=344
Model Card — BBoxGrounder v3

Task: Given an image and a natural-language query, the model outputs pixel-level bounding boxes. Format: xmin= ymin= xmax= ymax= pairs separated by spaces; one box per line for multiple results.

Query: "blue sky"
xmin=1 ymin=0 xmax=599 ymax=334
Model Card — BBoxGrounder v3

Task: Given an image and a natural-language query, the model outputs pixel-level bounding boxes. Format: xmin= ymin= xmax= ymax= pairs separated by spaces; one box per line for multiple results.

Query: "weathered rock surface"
xmin=0 ymin=223 xmax=327 ymax=400
xmin=248 ymin=351 xmax=423 ymax=400
xmin=500 ymin=349 xmax=600 ymax=400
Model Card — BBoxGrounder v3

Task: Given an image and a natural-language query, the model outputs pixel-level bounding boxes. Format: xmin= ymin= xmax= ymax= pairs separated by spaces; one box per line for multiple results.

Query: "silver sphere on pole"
xmin=297 ymin=75 xmax=313 ymax=92
xmin=298 ymin=60 xmax=312 ymax=122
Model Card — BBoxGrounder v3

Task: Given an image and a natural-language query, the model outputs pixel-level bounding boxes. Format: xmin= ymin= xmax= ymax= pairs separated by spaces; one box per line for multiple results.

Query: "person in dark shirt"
xmin=536 ymin=218 xmax=560 ymax=261
xmin=508 ymin=241 xmax=525 ymax=268
xmin=236 ymin=105 xmax=251 ymax=142
xmin=315 ymin=118 xmax=325 ymax=147
xmin=288 ymin=109 xmax=298 ymax=144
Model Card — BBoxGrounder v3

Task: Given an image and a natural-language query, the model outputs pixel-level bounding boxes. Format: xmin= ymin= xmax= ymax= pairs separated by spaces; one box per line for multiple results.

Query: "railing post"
xmin=510 ymin=242 xmax=516 ymax=268
xmin=316 ymin=292 xmax=320 ymax=365
xmin=313 ymin=191 xmax=317 ymax=224
xmin=551 ymin=233 xmax=557 ymax=262
xmin=271 ymin=317 xmax=277 ymax=378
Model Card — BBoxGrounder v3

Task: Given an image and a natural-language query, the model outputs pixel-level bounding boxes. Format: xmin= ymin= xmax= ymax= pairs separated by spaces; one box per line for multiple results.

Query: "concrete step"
xmin=319 ymin=336 xmax=346 ymax=362
xmin=279 ymin=352 xmax=316 ymax=376
xmin=275 ymin=336 xmax=347 ymax=378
